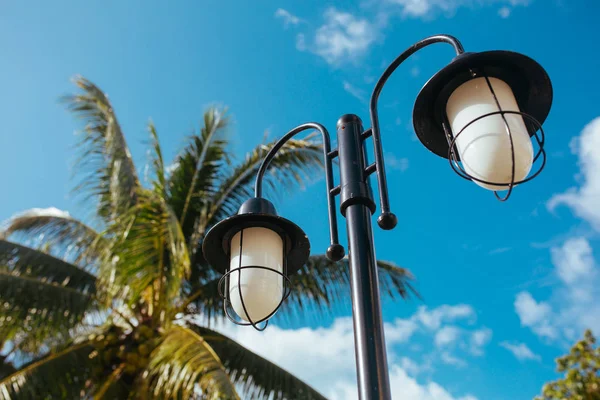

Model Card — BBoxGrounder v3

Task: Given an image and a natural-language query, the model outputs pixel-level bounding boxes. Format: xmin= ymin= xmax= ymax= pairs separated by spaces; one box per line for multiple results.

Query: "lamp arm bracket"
xmin=368 ymin=34 xmax=465 ymax=230
xmin=254 ymin=122 xmax=345 ymax=261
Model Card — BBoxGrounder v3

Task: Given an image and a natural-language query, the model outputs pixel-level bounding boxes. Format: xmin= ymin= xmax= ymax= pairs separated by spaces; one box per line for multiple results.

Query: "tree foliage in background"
xmin=0 ymin=76 xmax=416 ymax=399
xmin=535 ymin=330 xmax=600 ymax=400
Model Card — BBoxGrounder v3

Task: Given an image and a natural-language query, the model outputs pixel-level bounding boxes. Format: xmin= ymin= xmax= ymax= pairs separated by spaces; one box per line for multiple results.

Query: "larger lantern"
xmin=413 ymin=50 xmax=553 ymax=200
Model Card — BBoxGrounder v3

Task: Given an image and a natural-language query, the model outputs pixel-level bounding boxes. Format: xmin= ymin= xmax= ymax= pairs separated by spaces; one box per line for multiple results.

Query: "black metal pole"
xmin=337 ymin=114 xmax=391 ymax=400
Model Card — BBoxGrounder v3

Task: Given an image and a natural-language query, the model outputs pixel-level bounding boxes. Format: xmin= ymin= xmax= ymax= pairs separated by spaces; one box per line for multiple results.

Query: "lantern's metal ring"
xmin=217 ymin=266 xmax=292 ymax=331
xmin=444 ymin=111 xmax=546 ymax=202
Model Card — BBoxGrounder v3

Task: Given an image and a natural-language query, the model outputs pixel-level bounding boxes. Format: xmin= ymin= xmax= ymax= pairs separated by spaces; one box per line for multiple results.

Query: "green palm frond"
xmin=147 ymin=121 xmax=167 ymax=196
xmin=63 ymin=76 xmax=140 ymax=221
xmin=93 ymin=363 xmax=129 ymax=399
xmin=0 ymin=239 xmax=96 ymax=287
xmin=0 ymin=209 xmax=104 ymax=266
xmin=0 ymin=240 xmax=97 ymax=346
xmin=279 ymin=256 xmax=416 ymax=322
xmin=178 ymin=275 xmax=221 ymax=323
xmin=99 ymin=193 xmax=190 ymax=316
xmin=0 ymin=357 xmax=16 ymax=381
xmin=191 ymin=326 xmax=327 ymax=400
xmin=166 ymin=107 xmax=230 ymax=241
xmin=0 ymin=342 xmax=100 ymax=399
xmin=372 ymin=259 xmax=419 ymax=299
xmin=146 ymin=326 xmax=239 ymax=400
xmin=185 ymin=255 xmax=416 ymax=325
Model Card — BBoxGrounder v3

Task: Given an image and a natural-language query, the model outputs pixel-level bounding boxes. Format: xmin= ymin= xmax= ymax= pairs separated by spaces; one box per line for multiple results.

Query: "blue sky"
xmin=1 ymin=1 xmax=599 ymax=399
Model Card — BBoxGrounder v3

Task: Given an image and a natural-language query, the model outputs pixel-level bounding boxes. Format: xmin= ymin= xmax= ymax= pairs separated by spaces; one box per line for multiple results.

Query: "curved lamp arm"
xmin=255 ymin=123 xmax=344 ymax=261
xmin=369 ymin=34 xmax=465 ymax=230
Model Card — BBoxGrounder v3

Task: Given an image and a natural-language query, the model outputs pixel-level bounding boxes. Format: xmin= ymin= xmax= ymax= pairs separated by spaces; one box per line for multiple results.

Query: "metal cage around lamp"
xmin=413 ymin=50 xmax=553 ymax=201
xmin=202 ymin=197 xmax=310 ymax=331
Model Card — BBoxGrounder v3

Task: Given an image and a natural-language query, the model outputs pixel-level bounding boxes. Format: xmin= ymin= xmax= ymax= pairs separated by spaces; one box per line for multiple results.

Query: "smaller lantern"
xmin=413 ymin=50 xmax=552 ymax=200
xmin=202 ymin=197 xmax=310 ymax=330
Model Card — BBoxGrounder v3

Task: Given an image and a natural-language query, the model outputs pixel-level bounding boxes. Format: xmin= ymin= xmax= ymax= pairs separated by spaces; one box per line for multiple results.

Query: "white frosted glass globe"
xmin=446 ymin=77 xmax=534 ymax=190
xmin=229 ymin=227 xmax=284 ymax=322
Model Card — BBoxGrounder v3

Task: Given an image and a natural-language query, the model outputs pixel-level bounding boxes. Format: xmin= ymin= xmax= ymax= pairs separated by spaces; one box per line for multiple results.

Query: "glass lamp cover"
xmin=446 ymin=77 xmax=534 ymax=190
xmin=229 ymin=227 xmax=284 ymax=322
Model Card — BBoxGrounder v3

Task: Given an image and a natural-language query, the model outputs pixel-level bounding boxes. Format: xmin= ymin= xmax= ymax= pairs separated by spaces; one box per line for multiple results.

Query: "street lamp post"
xmin=202 ymin=34 xmax=553 ymax=400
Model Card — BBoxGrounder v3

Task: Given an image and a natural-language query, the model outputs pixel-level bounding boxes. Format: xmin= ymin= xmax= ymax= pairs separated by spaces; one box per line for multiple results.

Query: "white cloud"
xmin=389 ymin=366 xmax=478 ymax=400
xmin=295 ymin=33 xmax=306 ymax=51
xmin=435 ymin=326 xmax=461 ymax=347
xmin=470 ymin=328 xmax=493 ymax=356
xmin=551 ymin=237 xmax=595 ymax=285
xmin=498 ymin=6 xmax=511 ymax=18
xmin=364 ymin=75 xmax=376 ymax=84
xmin=416 ymin=305 xmax=491 ymax=358
xmin=389 ymin=0 xmax=433 ymax=17
xmin=296 ymin=8 xmax=379 ymax=65
xmin=441 ymin=352 xmax=467 ymax=367
xmin=489 ymin=247 xmax=512 ymax=255
xmin=386 ymin=0 xmax=533 ymax=18
xmin=548 ymin=117 xmax=600 ymax=231
xmin=213 ymin=304 xmax=487 ymax=399
xmin=400 ymin=357 xmax=424 ymax=376
xmin=217 ymin=317 xmax=356 ymax=394
xmin=165 ymin=162 xmax=179 ymax=177
xmin=215 ymin=316 xmax=423 ymax=395
xmin=216 ymin=316 xmax=478 ymax=400
xmin=343 ymin=81 xmax=366 ymax=102
xmin=530 ymin=117 xmax=600 ymax=342
xmin=509 ymin=0 xmax=533 ymax=5
xmin=281 ymin=2 xmax=537 ymax=66
xmin=386 ymin=153 xmax=410 ymax=172
xmin=415 ymin=304 xmax=475 ymax=330
xmin=433 ymin=326 xmax=491 ymax=355
xmin=10 ymin=207 xmax=70 ymax=220
xmin=514 ymin=291 xmax=556 ymax=339
xmin=514 ymin=237 xmax=600 ymax=341
xmin=500 ymin=341 xmax=541 ymax=361
xmin=274 ymin=8 xmax=302 ymax=27
xmin=330 ymin=365 xmax=477 ymax=400
xmin=514 ymin=292 xmax=552 ymax=326
xmin=385 ymin=318 xmax=419 ymax=343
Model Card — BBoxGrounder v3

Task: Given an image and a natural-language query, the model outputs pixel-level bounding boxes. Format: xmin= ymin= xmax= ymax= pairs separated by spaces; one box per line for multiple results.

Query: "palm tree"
xmin=0 ymin=77 xmax=415 ymax=399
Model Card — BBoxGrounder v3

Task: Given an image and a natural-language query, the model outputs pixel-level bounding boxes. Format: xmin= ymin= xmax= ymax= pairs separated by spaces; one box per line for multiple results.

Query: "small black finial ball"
xmin=377 ymin=212 xmax=398 ymax=230
xmin=326 ymin=244 xmax=345 ymax=262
